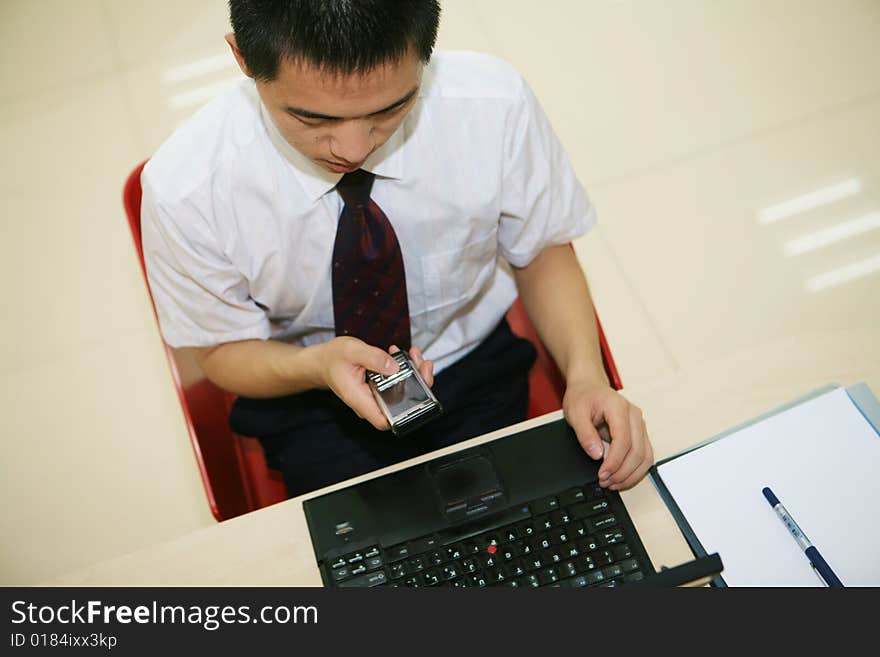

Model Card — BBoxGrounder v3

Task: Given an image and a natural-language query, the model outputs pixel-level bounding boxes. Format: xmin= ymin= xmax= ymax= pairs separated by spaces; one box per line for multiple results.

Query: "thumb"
xmin=350 ymin=343 xmax=398 ymax=375
xmin=568 ymin=405 xmax=605 ymax=460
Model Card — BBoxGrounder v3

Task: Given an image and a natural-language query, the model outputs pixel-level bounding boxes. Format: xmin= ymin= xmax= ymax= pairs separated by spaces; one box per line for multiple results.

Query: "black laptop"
xmin=303 ymin=418 xmax=660 ymax=588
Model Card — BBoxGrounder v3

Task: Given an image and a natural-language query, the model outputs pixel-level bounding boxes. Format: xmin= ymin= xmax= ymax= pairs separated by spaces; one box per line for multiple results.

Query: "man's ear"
xmin=225 ymin=33 xmax=253 ymax=78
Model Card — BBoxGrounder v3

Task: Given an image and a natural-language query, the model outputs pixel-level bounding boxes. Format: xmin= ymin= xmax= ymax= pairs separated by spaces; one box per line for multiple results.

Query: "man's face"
xmin=253 ymin=50 xmax=422 ymax=174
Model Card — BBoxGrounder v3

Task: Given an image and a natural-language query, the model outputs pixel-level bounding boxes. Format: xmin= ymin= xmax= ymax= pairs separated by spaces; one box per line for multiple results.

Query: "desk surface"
xmin=47 ymin=328 xmax=880 ymax=586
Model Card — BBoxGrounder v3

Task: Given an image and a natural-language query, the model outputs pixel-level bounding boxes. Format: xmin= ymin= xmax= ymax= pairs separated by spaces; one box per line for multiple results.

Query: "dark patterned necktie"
xmin=331 ymin=169 xmax=411 ymax=351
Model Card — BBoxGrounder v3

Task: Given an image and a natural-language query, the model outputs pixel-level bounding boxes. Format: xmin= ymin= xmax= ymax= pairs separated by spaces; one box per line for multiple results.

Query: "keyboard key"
xmin=338 ymin=570 xmax=387 ymax=588
xmin=461 ymin=557 xmax=479 ymax=573
xmin=403 ymin=576 xmax=420 ymax=588
xmin=389 ymin=562 xmax=408 ymax=579
xmin=550 ymin=510 xmax=570 ymax=526
xmin=350 ymin=563 xmax=367 ymax=576
xmin=468 ymin=573 xmax=489 ymax=588
xmin=588 ymin=499 xmax=611 ymax=514
xmin=524 ymin=574 xmax=541 ymax=588
xmin=504 ymin=579 xmax=522 ymax=588
xmin=584 ymin=570 xmax=605 ymax=586
xmin=408 ymin=556 xmax=426 ymax=572
xmin=506 ymin=561 xmax=526 ymax=578
xmin=589 ymin=514 xmax=618 ymax=532
xmin=613 ymin=544 xmax=633 ymax=561
xmin=503 ymin=527 xmax=520 ymax=542
xmin=461 ymin=541 xmax=480 ymax=555
xmin=441 ymin=563 xmax=460 ymax=580
xmin=515 ymin=540 xmax=533 ymax=556
xmin=578 ymin=537 xmax=599 ymax=552
xmin=487 ymin=568 xmax=507 ymax=584
xmin=534 ymin=536 xmax=552 ymax=551
xmin=619 ymin=558 xmax=640 ymax=573
xmin=599 ymin=530 xmax=626 ymax=546
xmin=365 ymin=556 xmax=383 ymax=570
xmin=422 ymin=569 xmax=441 ymax=586
xmin=548 ymin=528 xmax=570 ymax=545
xmin=331 ymin=566 xmax=351 ymax=583
xmin=579 ymin=555 xmax=596 ymax=571
xmin=450 ymin=578 xmax=469 ymax=588
xmin=559 ymin=487 xmax=585 ymax=506
xmin=330 ymin=557 xmax=347 ymax=570
xmin=427 ymin=550 xmax=446 ymax=566
xmin=569 ymin=575 xmax=589 ymax=587
xmin=570 ymin=500 xmax=608 ymax=520
xmin=446 ymin=545 xmax=464 ymax=561
xmin=407 ymin=536 xmax=439 ymax=555
xmin=475 ymin=534 xmax=500 ymax=551
xmin=364 ymin=546 xmax=381 ymax=559
xmin=625 ymin=572 xmax=645 ymax=583
xmin=477 ymin=553 xmax=497 ymax=569
xmin=585 ymin=485 xmax=606 ymax=499
xmin=603 ymin=565 xmax=624 ymax=579
xmin=524 ymin=556 xmax=543 ymax=572
xmin=387 ymin=544 xmax=410 ymax=562
xmin=545 ymin=548 xmax=565 ymax=564
xmin=531 ymin=495 xmax=559 ymax=515
xmin=561 ymin=561 xmax=579 ymax=578
xmin=347 ymin=552 xmax=365 ymax=564
xmin=500 ymin=545 xmax=520 ymax=561
xmin=594 ymin=549 xmax=615 ymax=566
xmin=537 ymin=515 xmax=554 ymax=531
xmin=518 ymin=521 xmax=537 ymax=537
xmin=565 ymin=545 xmax=580 ymax=559
xmin=539 ymin=567 xmax=560 ymax=585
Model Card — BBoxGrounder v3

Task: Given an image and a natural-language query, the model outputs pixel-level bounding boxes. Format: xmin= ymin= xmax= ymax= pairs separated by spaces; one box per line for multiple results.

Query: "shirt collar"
xmin=259 ymin=99 xmax=405 ymax=203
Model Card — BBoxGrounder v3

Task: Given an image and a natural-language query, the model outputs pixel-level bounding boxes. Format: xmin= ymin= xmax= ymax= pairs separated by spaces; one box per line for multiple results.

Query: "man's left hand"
xmin=562 ymin=381 xmax=654 ymax=490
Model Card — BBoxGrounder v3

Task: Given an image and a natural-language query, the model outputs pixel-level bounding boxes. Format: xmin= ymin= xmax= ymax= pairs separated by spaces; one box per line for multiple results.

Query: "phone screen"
xmin=380 ymin=375 xmax=430 ymax=419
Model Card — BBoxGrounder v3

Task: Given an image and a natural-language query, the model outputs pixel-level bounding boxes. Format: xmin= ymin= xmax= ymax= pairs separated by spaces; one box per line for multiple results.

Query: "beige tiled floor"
xmin=1 ymin=0 xmax=878 ymax=584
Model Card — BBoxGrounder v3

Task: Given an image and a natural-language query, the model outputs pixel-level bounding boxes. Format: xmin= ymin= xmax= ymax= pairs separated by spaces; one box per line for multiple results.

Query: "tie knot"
xmin=336 ymin=169 xmax=375 ymax=207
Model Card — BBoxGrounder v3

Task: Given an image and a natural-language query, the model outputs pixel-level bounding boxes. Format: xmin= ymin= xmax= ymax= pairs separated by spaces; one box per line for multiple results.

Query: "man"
xmin=142 ymin=0 xmax=653 ymax=498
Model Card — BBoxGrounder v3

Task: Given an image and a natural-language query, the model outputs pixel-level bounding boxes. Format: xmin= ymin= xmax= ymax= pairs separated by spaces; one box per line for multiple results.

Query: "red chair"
xmin=124 ymin=161 xmax=621 ymax=521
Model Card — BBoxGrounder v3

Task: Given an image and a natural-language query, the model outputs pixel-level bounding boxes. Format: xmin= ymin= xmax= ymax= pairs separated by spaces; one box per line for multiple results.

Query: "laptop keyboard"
xmin=324 ymin=483 xmax=649 ymax=588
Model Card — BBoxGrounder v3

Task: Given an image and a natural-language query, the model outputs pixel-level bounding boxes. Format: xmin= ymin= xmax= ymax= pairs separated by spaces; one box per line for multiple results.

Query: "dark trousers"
xmin=229 ymin=319 xmax=537 ymax=498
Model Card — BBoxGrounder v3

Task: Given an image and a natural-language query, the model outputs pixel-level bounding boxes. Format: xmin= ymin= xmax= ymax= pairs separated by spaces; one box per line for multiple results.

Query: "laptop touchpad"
xmin=429 ymin=453 xmax=506 ymax=521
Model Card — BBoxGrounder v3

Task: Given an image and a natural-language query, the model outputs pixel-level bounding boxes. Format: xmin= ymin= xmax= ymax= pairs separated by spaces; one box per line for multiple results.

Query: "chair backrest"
xmin=124 ymin=163 xmax=285 ymax=521
xmin=124 ymin=162 xmax=622 ymax=520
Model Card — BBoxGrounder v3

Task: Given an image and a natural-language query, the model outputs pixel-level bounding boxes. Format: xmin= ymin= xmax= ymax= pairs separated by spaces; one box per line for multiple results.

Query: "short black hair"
xmin=229 ymin=0 xmax=441 ymax=80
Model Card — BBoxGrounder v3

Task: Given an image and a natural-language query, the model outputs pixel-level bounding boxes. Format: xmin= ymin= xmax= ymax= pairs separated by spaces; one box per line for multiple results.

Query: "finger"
xmin=420 ymin=359 xmax=434 ymax=387
xmin=614 ymin=448 xmax=654 ymax=491
xmin=566 ymin=402 xmax=604 ymax=461
xmin=612 ymin=436 xmax=654 ymax=490
xmin=343 ymin=383 xmax=390 ymax=430
xmin=409 ymin=345 xmax=423 ymax=368
xmin=607 ymin=408 xmax=647 ymax=487
xmin=389 ymin=344 xmax=400 ymax=354
xmin=597 ymin=400 xmax=632 ymax=484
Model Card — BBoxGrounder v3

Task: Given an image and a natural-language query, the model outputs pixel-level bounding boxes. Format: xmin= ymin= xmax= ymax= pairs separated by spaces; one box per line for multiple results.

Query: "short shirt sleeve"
xmin=141 ymin=172 xmax=271 ymax=348
xmin=497 ymin=75 xmax=596 ymax=268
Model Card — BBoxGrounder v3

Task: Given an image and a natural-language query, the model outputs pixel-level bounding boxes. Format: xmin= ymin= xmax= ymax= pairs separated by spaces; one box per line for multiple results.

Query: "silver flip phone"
xmin=367 ymin=351 xmax=444 ymax=435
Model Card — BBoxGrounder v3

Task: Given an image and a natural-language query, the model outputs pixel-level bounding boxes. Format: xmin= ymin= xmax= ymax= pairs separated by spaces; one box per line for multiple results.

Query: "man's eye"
xmin=295 ymin=116 xmax=324 ymax=126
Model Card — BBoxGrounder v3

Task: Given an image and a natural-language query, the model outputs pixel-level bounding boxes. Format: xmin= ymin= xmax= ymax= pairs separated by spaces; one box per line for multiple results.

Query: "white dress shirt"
xmin=141 ymin=50 xmax=595 ymax=373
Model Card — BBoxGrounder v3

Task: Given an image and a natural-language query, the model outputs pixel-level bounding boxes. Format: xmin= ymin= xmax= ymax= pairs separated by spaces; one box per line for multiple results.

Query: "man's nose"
xmin=330 ymin=120 xmax=374 ymax=165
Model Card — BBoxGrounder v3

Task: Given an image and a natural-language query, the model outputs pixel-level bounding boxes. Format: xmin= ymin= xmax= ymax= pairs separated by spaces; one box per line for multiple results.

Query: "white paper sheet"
xmin=657 ymin=388 xmax=880 ymax=586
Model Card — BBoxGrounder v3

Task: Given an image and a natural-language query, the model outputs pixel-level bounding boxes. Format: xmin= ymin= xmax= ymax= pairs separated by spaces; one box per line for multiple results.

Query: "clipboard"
xmin=649 ymin=382 xmax=880 ymax=587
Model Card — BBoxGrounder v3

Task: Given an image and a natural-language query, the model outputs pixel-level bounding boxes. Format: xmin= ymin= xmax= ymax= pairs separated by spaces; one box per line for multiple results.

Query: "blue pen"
xmin=762 ymin=487 xmax=844 ymax=588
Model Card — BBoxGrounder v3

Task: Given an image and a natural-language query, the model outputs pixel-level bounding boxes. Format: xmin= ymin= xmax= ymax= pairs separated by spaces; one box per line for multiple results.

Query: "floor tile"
xmin=0 ymin=330 xmax=214 ymax=585
xmin=595 ymin=96 xmax=880 ymax=371
xmin=472 ymin=0 xmax=880 ymax=184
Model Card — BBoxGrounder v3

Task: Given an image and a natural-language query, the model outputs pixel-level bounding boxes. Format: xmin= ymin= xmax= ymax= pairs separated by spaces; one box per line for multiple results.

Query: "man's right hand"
xmin=315 ymin=337 xmax=434 ymax=431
